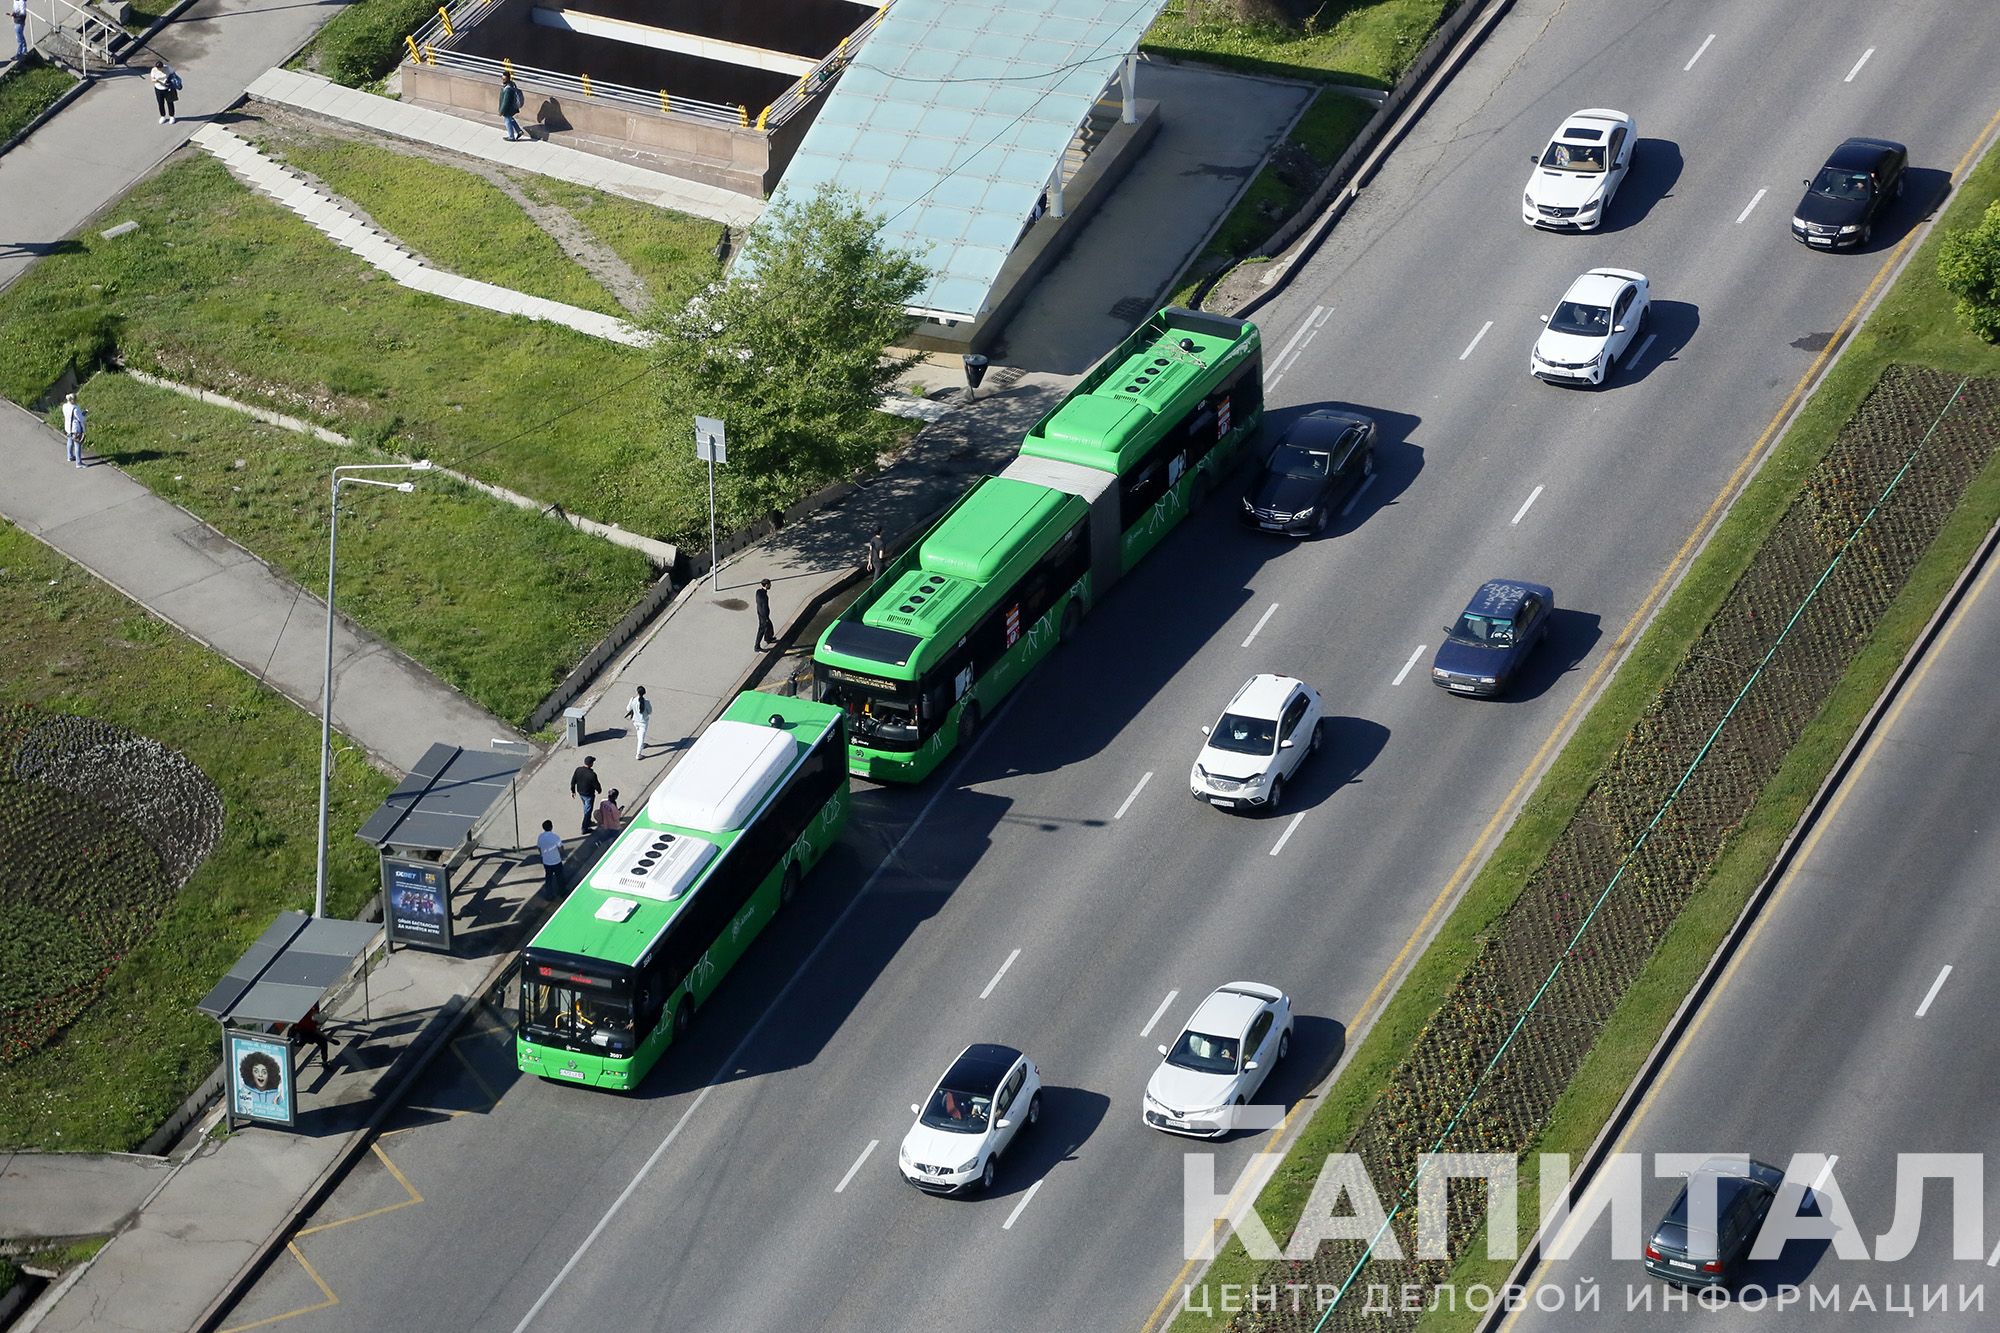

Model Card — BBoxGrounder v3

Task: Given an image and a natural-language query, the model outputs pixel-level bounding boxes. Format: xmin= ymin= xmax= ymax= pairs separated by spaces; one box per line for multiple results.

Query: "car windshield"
xmin=1810 ymin=167 xmax=1874 ymax=200
xmin=1166 ymin=1029 xmax=1241 ymax=1075
xmin=1271 ymin=442 xmax=1333 ymax=478
xmin=1208 ymin=711 xmax=1278 ymax=755
xmin=921 ymin=1085 xmax=992 ymax=1134
xmin=1540 ymin=140 xmax=1606 ymax=173
xmin=1449 ymin=613 xmax=1516 ymax=648
xmin=1548 ymin=300 xmax=1611 ymax=337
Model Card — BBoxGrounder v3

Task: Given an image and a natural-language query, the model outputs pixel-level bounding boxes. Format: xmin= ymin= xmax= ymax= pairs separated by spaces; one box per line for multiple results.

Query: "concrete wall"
xmin=564 ymin=0 xmax=859 ymax=59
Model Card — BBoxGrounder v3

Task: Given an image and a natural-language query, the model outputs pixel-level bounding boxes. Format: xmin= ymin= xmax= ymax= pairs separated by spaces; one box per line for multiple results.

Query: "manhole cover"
xmin=1109 ymin=296 xmax=1152 ymax=322
xmin=1791 ymin=331 xmax=1833 ymax=352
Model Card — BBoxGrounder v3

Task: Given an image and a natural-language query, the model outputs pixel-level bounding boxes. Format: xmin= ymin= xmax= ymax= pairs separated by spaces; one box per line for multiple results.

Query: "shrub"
xmin=301 ymin=0 xmax=443 ymax=87
xmin=1938 ymin=198 xmax=2000 ymax=344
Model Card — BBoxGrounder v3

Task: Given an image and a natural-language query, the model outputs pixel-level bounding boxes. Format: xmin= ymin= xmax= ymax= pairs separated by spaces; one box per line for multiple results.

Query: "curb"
xmin=1475 ymin=510 xmax=2000 ymax=1329
xmin=0 ymin=60 xmax=91 ymax=162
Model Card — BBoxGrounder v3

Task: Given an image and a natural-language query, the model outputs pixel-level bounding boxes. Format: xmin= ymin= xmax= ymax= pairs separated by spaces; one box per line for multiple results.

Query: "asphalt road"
xmin=1497 ymin=546 xmax=2000 ymax=1332
xmin=220 ymin=1 xmax=2000 ymax=1330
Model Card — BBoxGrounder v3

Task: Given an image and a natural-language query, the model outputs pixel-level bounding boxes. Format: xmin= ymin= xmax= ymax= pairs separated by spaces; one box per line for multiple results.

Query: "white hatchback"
xmin=1143 ymin=983 xmax=1294 ymax=1137
xmin=1530 ymin=267 xmax=1650 ymax=387
xmin=1189 ymin=674 xmax=1322 ymax=813
xmin=1523 ymin=108 xmax=1636 ymax=231
xmin=898 ymin=1043 xmax=1041 ymax=1195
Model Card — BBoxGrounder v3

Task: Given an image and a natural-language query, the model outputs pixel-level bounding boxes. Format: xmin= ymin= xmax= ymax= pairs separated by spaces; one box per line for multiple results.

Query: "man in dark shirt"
xmin=569 ymin=754 xmax=602 ymax=833
xmin=754 ymin=578 xmax=777 ymax=651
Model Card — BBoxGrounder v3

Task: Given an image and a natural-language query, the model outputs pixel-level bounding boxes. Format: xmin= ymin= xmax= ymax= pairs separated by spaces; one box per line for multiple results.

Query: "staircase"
xmin=1060 ymin=95 xmax=1123 ymax=190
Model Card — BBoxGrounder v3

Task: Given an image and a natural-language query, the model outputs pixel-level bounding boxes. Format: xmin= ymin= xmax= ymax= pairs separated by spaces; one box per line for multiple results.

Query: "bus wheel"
xmin=672 ymin=1002 xmax=691 ymax=1040
xmin=1059 ymin=598 xmax=1082 ymax=642
xmin=1190 ymin=472 xmax=1212 ymax=512
xmin=780 ymin=865 xmax=801 ymax=908
xmin=958 ymin=701 xmax=981 ymax=743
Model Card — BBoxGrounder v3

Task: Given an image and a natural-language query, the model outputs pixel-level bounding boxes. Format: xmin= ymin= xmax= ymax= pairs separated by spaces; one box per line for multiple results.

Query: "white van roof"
xmin=645 ymin=720 xmax=799 ymax=833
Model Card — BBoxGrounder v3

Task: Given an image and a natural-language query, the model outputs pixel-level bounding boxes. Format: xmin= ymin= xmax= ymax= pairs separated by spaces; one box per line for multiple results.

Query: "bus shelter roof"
xmin=759 ymin=0 xmax=1169 ymax=321
xmin=355 ymin=742 xmax=525 ymax=852
xmin=196 ymin=911 xmax=378 ymax=1026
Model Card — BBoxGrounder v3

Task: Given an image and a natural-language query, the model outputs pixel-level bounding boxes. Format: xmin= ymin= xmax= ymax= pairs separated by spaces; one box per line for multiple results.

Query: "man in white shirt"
xmin=60 ymin=392 xmax=86 ymax=467
xmin=11 ymin=0 xmax=29 ymax=60
xmin=536 ymin=820 xmax=564 ymax=896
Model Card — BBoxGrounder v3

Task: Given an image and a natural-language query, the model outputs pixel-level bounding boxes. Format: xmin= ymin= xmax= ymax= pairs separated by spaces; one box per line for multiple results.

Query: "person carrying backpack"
xmin=499 ymin=72 xmax=525 ymax=141
xmin=150 ymin=62 xmax=181 ymax=124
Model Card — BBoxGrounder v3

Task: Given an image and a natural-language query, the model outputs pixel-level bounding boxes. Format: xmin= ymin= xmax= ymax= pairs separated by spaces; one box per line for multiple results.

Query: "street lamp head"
xmin=395 ymin=482 xmax=415 ymax=492
xmin=411 ymin=460 xmax=434 ymax=471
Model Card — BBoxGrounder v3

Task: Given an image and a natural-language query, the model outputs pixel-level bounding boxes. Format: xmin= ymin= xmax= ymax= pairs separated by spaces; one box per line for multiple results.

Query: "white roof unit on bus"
xmin=645 ymin=719 xmax=800 ymax=833
xmin=586 ymin=828 xmax=716 ymax=902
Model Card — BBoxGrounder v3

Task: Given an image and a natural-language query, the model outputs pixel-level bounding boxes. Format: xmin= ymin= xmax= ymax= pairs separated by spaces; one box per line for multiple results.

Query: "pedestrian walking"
xmin=149 ymin=61 xmax=180 ymax=124
xmin=593 ymin=789 xmax=624 ymax=839
xmin=59 ymin=392 xmax=86 ymax=467
xmin=754 ymin=578 xmax=777 ymax=651
xmin=865 ymin=527 xmax=886 ymax=577
xmin=11 ymin=0 xmax=28 ymax=60
xmin=568 ymin=753 xmax=602 ymax=834
xmin=499 ymin=71 xmax=525 ymax=141
xmin=624 ymin=684 xmax=653 ymax=759
xmin=536 ymin=819 xmax=564 ymax=896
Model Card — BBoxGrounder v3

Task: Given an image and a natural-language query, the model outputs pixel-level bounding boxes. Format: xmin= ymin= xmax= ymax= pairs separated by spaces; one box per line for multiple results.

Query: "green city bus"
xmin=515 ymin=691 xmax=848 ymax=1090
xmin=815 ymin=307 xmax=1263 ymax=783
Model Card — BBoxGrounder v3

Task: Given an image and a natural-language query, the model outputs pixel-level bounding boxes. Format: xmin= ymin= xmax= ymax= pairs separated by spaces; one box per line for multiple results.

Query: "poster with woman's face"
xmin=228 ymin=1032 xmax=295 ymax=1125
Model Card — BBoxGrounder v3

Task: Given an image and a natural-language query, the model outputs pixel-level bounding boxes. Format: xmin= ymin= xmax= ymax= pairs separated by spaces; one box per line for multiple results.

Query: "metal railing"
xmin=403 ymin=0 xmax=889 ymax=134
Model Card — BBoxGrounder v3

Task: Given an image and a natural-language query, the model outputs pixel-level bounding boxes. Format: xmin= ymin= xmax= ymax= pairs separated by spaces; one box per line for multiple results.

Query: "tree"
xmin=646 ymin=185 xmax=931 ymax=530
xmin=1937 ymin=198 xmax=2000 ymax=344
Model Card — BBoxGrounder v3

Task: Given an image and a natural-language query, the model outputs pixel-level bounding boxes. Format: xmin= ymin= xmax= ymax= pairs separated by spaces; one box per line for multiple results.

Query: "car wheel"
xmin=779 ymin=864 xmax=800 ymax=908
xmin=1312 ymin=506 xmax=1328 ymax=535
xmin=1265 ymin=774 xmax=1283 ymax=814
xmin=1362 ymin=448 xmax=1376 ymax=479
xmin=1027 ymin=1092 xmax=1042 ymax=1128
xmin=1308 ymin=720 xmax=1322 ymax=755
xmin=980 ymin=1156 xmax=997 ymax=1192
xmin=1636 ymin=305 xmax=1649 ymax=335
xmin=957 ymin=700 xmax=980 ymax=744
xmin=1895 ymin=174 xmax=1905 ymax=200
xmin=1277 ymin=1028 xmax=1291 ymax=1062
xmin=1859 ymin=222 xmax=1873 ymax=246
xmin=1059 ymin=597 xmax=1082 ymax=642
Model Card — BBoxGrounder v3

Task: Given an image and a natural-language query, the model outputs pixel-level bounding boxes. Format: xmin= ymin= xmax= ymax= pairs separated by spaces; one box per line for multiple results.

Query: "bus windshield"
xmin=523 ymin=969 xmax=635 ymax=1052
xmin=820 ymin=675 xmax=922 ymax=747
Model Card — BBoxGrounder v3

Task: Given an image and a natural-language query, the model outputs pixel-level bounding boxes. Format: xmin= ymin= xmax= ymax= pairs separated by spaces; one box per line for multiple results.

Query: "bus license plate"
xmin=558 ymin=1068 xmax=586 ymax=1080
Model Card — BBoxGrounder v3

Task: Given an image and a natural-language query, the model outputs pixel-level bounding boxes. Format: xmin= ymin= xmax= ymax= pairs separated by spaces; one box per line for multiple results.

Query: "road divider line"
xmin=1242 ymin=602 xmax=1279 ymax=648
xmin=1393 ymin=645 xmax=1426 ymax=686
xmin=836 ymin=1140 xmax=878 ymax=1194
xmin=1269 ymin=371 xmax=1286 ymax=392
xmin=1511 ymin=485 xmax=1544 ymax=526
xmin=1627 ymin=333 xmax=1658 ymax=372
xmin=1845 ymin=47 xmax=1875 ymax=82
xmin=1269 ymin=812 xmax=1306 ymax=857
xmin=1115 ymin=771 xmax=1154 ymax=820
xmin=1002 ymin=1179 xmax=1044 ymax=1231
xmin=1915 ymin=964 xmax=1953 ymax=1017
xmin=980 ymin=948 xmax=1021 ymax=1000
xmin=1684 ymin=33 xmax=1714 ymax=71
xmin=1736 ymin=188 xmax=1767 ymax=223
xmin=1342 ymin=473 xmax=1377 ymax=517
xmin=1809 ymin=1156 xmax=1841 ymax=1193
xmin=1141 ymin=989 xmax=1179 ymax=1038
xmin=1459 ymin=320 xmax=1493 ymax=361
xmin=1273 ymin=306 xmax=1324 ymax=375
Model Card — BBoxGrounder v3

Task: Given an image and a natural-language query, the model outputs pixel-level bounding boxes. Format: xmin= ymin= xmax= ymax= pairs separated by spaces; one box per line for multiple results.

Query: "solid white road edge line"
xmin=1269 ymin=812 xmax=1306 ymax=857
xmin=1242 ymin=602 xmax=1279 ymax=648
xmin=1002 ymin=1179 xmax=1045 ymax=1231
xmin=1736 ymin=187 xmax=1767 ymax=223
xmin=1394 ymin=645 xmax=1427 ymax=686
xmin=1141 ymin=990 xmax=1180 ymax=1039
xmin=1341 ymin=473 xmax=1378 ymax=517
xmin=1115 ymin=770 xmax=1154 ymax=820
xmin=509 ymin=694 xmax=1019 ymax=1333
xmin=1459 ymin=320 xmax=1494 ymax=361
xmin=1511 ymin=485 xmax=1545 ymax=526
xmin=980 ymin=948 xmax=1021 ymax=1000
xmin=1845 ymin=47 xmax=1875 ymax=82
xmin=1684 ymin=33 xmax=1715 ymax=71
xmin=1915 ymin=964 xmax=1953 ymax=1017
xmin=836 ymin=1140 xmax=879 ymax=1194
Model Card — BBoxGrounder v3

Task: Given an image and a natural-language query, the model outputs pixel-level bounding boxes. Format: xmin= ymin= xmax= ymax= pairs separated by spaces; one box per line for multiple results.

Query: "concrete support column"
xmin=1121 ymin=51 xmax=1137 ymax=124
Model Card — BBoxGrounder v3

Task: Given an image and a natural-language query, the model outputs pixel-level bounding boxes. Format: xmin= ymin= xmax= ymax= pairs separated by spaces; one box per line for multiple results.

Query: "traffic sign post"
xmin=695 ymin=416 xmax=726 ymax=588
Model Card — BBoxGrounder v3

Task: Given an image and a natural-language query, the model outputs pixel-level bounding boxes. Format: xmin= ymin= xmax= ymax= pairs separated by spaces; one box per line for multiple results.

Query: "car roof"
xmin=1827 ymin=137 xmax=1904 ymax=169
xmin=1226 ymin=673 xmax=1307 ymax=719
xmin=1187 ymin=987 xmax=1267 ymax=1037
xmin=1561 ymin=269 xmax=1640 ymax=305
xmin=1283 ymin=408 xmax=1371 ymax=441
xmin=1555 ymin=109 xmax=1627 ymax=139
xmin=942 ymin=1043 xmax=1021 ymax=1095
xmin=1463 ymin=579 xmax=1551 ymax=619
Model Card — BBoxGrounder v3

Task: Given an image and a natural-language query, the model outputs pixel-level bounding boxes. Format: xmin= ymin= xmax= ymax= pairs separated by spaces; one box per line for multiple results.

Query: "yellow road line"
xmin=294 ymin=1143 xmax=423 ymax=1237
xmin=215 ymin=1243 xmax=338 ymax=1333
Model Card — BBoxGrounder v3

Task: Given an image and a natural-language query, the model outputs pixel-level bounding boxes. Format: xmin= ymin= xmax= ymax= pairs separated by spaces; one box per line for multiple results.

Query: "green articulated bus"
xmin=815 ymin=307 xmax=1264 ymax=783
xmin=515 ymin=691 xmax=848 ymax=1090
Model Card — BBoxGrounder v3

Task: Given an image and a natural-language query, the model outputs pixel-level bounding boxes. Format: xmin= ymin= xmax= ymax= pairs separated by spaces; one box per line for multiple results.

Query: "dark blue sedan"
xmin=1431 ymin=580 xmax=1554 ymax=697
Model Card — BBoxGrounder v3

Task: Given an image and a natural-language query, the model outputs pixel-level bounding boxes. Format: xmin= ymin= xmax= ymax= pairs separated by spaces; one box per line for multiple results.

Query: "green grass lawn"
xmin=75 ymin=374 xmax=656 ymax=725
xmin=1171 ymin=115 xmax=2000 ymax=1333
xmin=0 ymin=153 xmax=723 ymax=542
xmin=251 ymin=132 xmax=626 ymax=317
xmin=293 ymin=0 xmax=439 ymax=87
xmin=1144 ymin=0 xmax=1450 ymax=87
xmin=0 ymin=521 xmax=392 ymax=1152
xmin=521 ymin=176 xmax=727 ymax=314
xmin=0 ymin=56 xmax=76 ymax=143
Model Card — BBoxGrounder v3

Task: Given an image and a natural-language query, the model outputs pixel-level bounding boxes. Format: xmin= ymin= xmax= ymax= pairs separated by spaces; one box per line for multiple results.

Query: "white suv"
xmin=1189 ymin=674 xmax=1322 ymax=813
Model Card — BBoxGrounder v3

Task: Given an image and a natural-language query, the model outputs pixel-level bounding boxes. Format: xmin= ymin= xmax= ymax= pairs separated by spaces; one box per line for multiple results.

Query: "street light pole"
xmin=315 ymin=461 xmax=432 ymax=919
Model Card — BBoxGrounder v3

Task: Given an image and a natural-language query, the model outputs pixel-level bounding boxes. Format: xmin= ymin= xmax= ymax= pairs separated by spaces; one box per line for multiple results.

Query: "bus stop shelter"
xmin=356 ymin=742 xmax=529 ymax=953
xmin=197 ymin=911 xmax=379 ymax=1129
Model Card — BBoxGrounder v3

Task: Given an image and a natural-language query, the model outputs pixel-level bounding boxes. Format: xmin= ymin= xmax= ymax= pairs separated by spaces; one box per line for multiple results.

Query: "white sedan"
xmin=1190 ymin=673 xmax=1323 ymax=813
xmin=1143 ymin=983 xmax=1294 ymax=1138
xmin=898 ymin=1043 xmax=1041 ymax=1195
xmin=1523 ymin=108 xmax=1636 ymax=231
xmin=1529 ymin=268 xmax=1650 ymax=388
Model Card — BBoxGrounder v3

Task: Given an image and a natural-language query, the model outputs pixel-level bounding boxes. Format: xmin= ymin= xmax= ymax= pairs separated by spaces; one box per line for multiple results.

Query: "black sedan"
xmin=1790 ymin=136 xmax=1906 ymax=249
xmin=1430 ymin=579 xmax=1553 ymax=697
xmin=1644 ymin=1157 xmax=1786 ymax=1289
xmin=1240 ymin=409 xmax=1376 ymax=537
